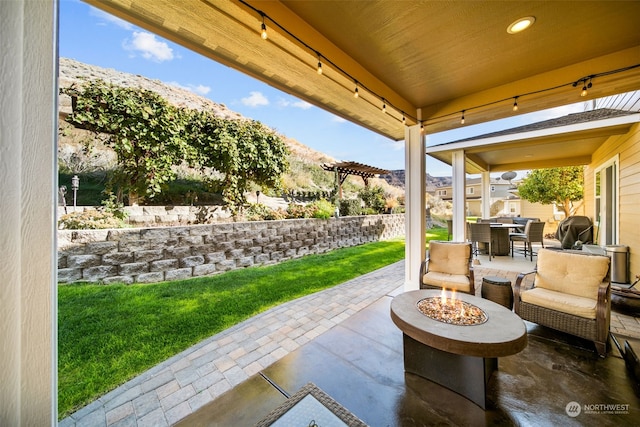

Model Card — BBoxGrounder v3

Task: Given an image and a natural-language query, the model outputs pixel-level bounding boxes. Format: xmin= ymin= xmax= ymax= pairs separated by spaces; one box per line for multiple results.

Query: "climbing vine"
xmin=61 ymin=79 xmax=289 ymax=210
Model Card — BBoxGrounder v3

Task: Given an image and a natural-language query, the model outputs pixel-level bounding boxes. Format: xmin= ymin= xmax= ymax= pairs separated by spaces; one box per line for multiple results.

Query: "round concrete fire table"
xmin=390 ymin=289 xmax=527 ymax=409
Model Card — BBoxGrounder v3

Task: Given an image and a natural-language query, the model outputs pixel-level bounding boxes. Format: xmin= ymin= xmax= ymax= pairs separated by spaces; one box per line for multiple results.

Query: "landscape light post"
xmin=59 ymin=185 xmax=67 ymax=214
xmin=71 ymin=175 xmax=79 ymax=211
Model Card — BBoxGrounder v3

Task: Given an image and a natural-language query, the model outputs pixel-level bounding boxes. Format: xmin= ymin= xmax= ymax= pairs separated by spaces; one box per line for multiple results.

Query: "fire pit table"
xmin=390 ymin=289 xmax=527 ymax=409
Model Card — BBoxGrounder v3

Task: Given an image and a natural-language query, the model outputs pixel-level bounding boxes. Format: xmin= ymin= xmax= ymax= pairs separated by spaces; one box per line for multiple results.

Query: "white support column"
xmin=451 ymin=150 xmax=466 ymax=241
xmin=0 ymin=1 xmax=57 ymax=424
xmin=481 ymin=171 xmax=491 ymax=219
xmin=404 ymin=124 xmax=426 ymax=290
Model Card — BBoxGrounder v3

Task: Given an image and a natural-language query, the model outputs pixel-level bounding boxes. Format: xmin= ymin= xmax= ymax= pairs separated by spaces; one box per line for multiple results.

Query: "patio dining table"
xmin=489 ymin=223 xmax=522 ymax=256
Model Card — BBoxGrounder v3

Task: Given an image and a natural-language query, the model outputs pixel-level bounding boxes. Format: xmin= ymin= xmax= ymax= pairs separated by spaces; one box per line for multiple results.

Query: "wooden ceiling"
xmin=86 ymin=0 xmax=640 ymax=142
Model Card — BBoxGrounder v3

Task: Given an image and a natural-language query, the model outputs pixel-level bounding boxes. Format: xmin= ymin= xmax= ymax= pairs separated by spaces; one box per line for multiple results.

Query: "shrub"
xmin=339 ymin=199 xmax=362 ymax=216
xmin=58 ymin=209 xmax=126 ymax=229
xmin=359 ymin=186 xmax=386 ymax=214
xmin=244 ymin=203 xmax=286 ymax=221
xmin=286 ymin=203 xmax=314 ymax=219
xmin=309 ymin=199 xmax=335 ymax=219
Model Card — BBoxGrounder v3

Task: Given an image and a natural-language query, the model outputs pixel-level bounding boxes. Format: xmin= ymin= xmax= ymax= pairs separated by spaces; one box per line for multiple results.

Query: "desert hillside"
xmin=58 ymin=57 xmax=403 ymax=199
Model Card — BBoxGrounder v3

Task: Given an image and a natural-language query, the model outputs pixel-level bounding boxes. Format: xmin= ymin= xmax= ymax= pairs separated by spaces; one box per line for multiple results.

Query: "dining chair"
xmin=510 ymin=220 xmax=545 ymax=261
xmin=467 ymin=222 xmax=493 ymax=261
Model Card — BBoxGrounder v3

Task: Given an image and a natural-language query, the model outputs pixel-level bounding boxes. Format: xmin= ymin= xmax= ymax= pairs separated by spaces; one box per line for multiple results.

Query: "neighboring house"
xmin=438 ymin=178 xmax=516 ymax=217
xmin=436 ymin=177 xmax=562 ymax=235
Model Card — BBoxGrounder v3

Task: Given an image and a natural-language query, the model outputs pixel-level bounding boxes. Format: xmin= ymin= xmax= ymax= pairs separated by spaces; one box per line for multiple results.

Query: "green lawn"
xmin=58 ymin=237 xmax=414 ymax=418
xmin=58 ymin=227 xmax=449 ymax=419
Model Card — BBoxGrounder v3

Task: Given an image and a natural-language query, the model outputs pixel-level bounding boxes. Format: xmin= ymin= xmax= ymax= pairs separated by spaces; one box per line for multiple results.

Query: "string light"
xmin=242 ymin=2 xmax=639 ymax=129
xmin=582 ymin=78 xmax=592 ymax=97
xmin=573 ymin=76 xmax=593 ymax=97
xmin=260 ymin=13 xmax=268 ymax=40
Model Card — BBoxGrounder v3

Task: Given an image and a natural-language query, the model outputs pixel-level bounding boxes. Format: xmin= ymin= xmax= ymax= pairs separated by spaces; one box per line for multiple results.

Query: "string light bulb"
xmin=420 ymin=121 xmax=425 ymax=133
xmin=581 ymin=78 xmax=592 ymax=97
xmin=402 ymin=112 xmax=406 ymax=124
xmin=513 ymin=96 xmax=519 ymax=112
xmin=354 ymin=82 xmax=359 ymax=98
xmin=261 ymin=18 xmax=268 ymax=40
xmin=461 ymin=110 xmax=465 ymax=124
xmin=382 ymin=99 xmax=387 ymax=113
xmin=316 ymin=53 xmax=323 ymax=75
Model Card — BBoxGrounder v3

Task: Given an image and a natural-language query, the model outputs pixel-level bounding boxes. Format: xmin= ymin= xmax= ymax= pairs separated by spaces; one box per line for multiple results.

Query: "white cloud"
xmin=332 ymin=116 xmax=347 ymax=123
xmin=168 ymin=81 xmax=211 ymax=96
xmin=192 ymin=85 xmax=211 ymax=96
xmin=292 ymin=100 xmax=312 ymax=110
xmin=277 ymin=98 xmax=313 ymax=110
xmin=90 ymin=6 xmax=134 ymax=30
xmin=242 ymin=91 xmax=269 ymax=107
xmin=123 ymin=31 xmax=174 ymax=62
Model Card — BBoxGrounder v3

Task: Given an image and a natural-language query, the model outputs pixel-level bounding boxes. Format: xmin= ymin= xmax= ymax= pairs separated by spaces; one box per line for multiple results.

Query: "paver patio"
xmin=61 ymin=252 xmax=640 ymax=426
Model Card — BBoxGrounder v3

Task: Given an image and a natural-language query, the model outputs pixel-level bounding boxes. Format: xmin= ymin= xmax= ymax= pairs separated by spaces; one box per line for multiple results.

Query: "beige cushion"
xmin=521 ymin=287 xmax=597 ymax=319
xmin=534 ymin=249 xmax=609 ymax=299
xmin=427 ymin=241 xmax=471 ymax=276
xmin=423 ymin=271 xmax=471 ymax=293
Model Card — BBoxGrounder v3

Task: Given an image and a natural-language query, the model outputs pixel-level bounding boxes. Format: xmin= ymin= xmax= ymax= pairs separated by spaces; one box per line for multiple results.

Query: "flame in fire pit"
xmin=417 ymin=289 xmax=487 ymax=325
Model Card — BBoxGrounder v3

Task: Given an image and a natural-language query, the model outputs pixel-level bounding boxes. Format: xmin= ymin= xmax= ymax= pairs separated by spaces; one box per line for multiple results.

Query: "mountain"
xmin=380 ymin=170 xmax=452 ymax=189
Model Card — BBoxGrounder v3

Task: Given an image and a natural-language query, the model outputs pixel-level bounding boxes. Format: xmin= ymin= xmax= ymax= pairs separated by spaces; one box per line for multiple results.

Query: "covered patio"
xmin=3 ymin=1 xmax=640 ymax=424
xmin=61 ymin=256 xmax=640 ymax=426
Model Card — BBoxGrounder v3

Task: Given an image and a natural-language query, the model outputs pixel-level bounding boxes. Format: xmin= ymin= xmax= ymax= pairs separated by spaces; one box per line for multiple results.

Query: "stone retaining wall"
xmin=57 ymin=214 xmax=405 ymax=284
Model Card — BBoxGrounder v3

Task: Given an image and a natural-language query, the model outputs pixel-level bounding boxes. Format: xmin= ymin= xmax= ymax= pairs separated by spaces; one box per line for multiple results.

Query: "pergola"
xmin=321 ymin=161 xmax=390 ymax=199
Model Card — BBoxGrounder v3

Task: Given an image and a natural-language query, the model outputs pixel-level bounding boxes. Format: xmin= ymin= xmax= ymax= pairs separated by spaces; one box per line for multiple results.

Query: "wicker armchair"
xmin=514 ymin=248 xmax=611 ymax=357
xmin=419 ymin=241 xmax=475 ymax=294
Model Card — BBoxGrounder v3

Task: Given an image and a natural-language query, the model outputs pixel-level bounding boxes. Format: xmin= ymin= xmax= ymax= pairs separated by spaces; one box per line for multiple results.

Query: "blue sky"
xmin=59 ymin=0 xmax=586 ymax=177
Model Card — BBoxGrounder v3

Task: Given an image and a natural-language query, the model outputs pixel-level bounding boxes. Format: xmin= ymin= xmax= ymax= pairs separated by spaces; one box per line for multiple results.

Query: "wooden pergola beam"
xmin=321 ymin=161 xmax=390 ymax=199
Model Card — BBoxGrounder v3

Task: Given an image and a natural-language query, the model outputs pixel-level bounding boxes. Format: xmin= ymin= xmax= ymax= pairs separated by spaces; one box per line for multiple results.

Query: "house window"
xmin=595 ymin=156 xmax=619 ymax=245
xmin=437 ymin=190 xmax=447 ymax=196
xmin=467 ymin=187 xmax=474 ymax=195
xmin=491 ymin=185 xmax=496 ymax=192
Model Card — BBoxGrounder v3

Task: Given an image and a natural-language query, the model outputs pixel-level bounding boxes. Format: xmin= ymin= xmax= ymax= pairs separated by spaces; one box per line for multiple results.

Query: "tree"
xmin=62 ymin=79 xmax=190 ymax=205
xmin=516 ymin=166 xmax=584 ymax=216
xmin=187 ymin=110 xmax=289 ymax=211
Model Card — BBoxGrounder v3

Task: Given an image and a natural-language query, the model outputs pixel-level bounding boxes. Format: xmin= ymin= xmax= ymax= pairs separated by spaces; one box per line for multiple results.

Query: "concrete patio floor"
xmin=61 ymin=246 xmax=640 ymax=426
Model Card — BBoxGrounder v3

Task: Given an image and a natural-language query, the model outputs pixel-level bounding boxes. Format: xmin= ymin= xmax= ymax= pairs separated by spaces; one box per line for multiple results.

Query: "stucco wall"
xmin=58 ymin=214 xmax=405 ymax=285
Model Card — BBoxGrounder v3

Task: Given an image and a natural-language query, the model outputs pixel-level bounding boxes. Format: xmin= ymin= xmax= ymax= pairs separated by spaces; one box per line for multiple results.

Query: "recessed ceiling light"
xmin=507 ymin=16 xmax=536 ymax=34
